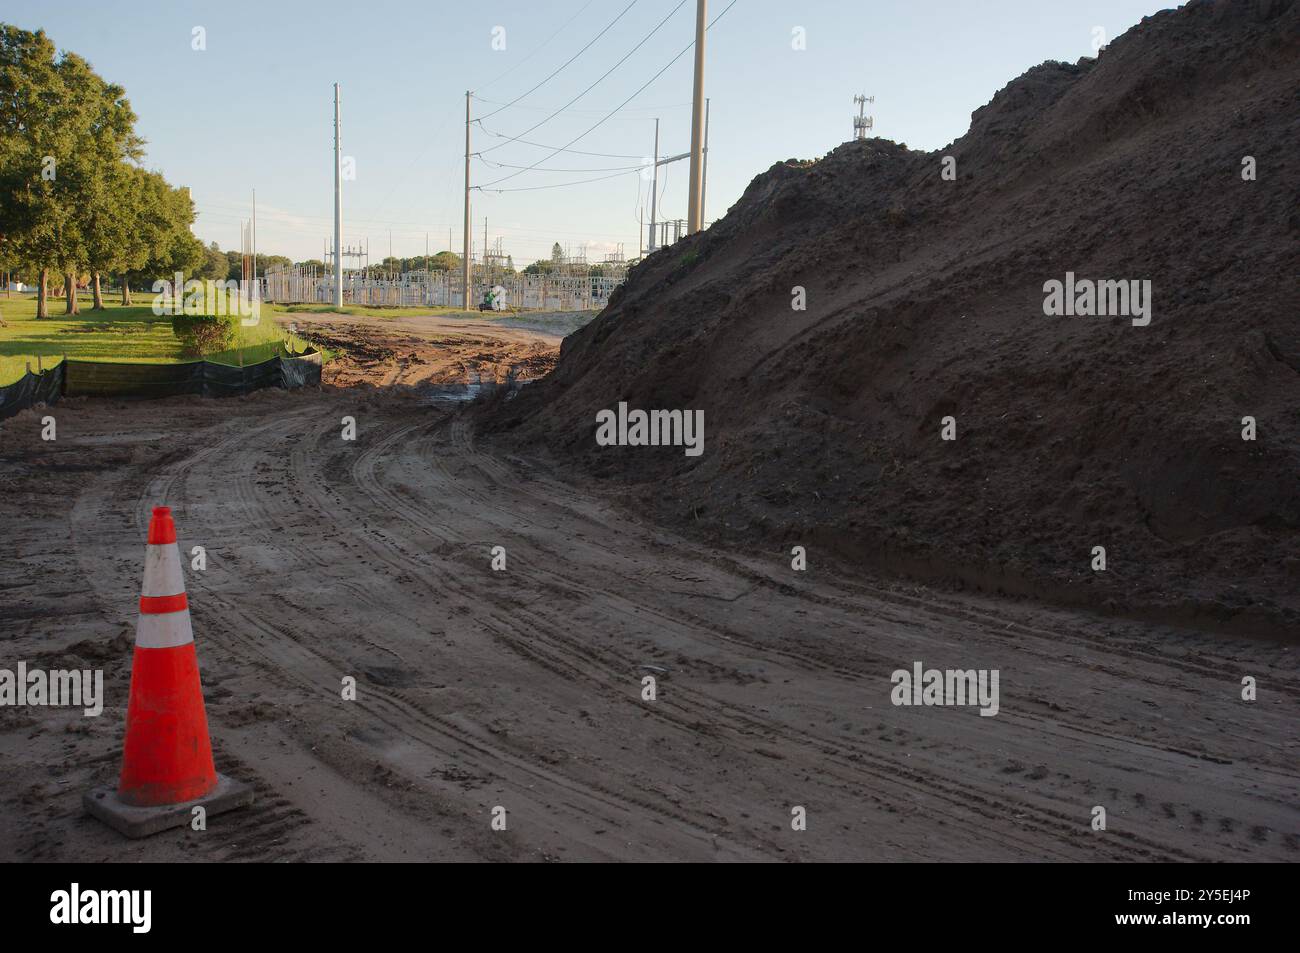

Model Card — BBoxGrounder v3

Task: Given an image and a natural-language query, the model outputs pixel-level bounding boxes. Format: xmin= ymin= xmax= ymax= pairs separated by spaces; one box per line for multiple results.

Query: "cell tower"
xmin=853 ymin=94 xmax=875 ymax=140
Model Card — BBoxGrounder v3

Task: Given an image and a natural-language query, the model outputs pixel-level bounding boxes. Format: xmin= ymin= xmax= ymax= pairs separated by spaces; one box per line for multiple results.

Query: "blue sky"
xmin=6 ymin=0 xmax=1170 ymax=265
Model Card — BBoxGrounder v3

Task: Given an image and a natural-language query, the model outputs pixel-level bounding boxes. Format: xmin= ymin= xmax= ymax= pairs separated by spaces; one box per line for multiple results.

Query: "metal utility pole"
xmin=649 ymin=118 xmax=660 ymax=252
xmin=853 ymin=94 xmax=875 ymax=140
xmin=251 ymin=188 xmax=257 ymax=287
xmin=686 ymin=0 xmax=707 ymax=234
xmin=701 ymin=98 xmax=710 ymax=225
xmin=463 ymin=90 xmax=472 ymax=310
xmin=333 ymin=83 xmax=344 ymax=309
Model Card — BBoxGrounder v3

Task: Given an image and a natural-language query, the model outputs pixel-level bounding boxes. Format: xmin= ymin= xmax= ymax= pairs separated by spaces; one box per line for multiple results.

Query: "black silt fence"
xmin=0 ymin=362 xmax=65 ymax=421
xmin=0 ymin=350 xmax=321 ymax=421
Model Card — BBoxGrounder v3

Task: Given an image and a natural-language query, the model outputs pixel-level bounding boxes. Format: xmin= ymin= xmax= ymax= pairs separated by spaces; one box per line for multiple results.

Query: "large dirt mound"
xmin=482 ymin=0 xmax=1300 ymax=636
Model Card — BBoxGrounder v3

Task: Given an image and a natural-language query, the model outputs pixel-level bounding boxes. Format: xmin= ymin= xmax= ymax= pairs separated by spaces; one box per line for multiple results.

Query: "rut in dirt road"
xmin=2 ymin=393 xmax=1295 ymax=861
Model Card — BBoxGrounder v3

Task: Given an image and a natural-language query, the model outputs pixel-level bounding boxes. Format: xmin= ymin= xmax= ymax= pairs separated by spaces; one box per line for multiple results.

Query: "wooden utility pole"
xmin=463 ymin=91 xmax=472 ymax=310
xmin=650 ymin=118 xmax=660 ymax=251
xmin=687 ymin=0 xmax=707 ymax=234
xmin=333 ymin=83 xmax=344 ymax=309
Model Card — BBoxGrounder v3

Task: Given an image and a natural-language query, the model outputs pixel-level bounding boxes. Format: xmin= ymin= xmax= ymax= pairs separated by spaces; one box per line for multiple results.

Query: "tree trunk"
xmin=121 ymin=276 xmax=132 ymax=306
xmin=64 ymin=273 xmax=80 ymax=314
xmin=37 ymin=269 xmax=49 ymax=318
xmin=91 ymin=272 xmax=105 ymax=309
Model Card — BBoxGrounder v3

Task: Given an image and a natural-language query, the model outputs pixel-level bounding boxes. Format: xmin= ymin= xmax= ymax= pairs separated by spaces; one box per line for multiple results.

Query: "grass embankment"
xmin=0 ymin=294 xmax=323 ymax=385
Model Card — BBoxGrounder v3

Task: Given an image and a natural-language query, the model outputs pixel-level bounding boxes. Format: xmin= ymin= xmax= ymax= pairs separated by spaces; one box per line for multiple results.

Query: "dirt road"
xmin=1 ymin=320 xmax=1295 ymax=862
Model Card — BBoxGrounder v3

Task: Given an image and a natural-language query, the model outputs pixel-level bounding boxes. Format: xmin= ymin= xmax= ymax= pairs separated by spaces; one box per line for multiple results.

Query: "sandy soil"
xmin=0 ymin=315 xmax=1295 ymax=862
xmin=273 ymin=310 xmax=572 ymax=389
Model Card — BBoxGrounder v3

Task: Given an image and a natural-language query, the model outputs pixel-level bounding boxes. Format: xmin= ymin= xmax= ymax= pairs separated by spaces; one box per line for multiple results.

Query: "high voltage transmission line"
xmin=478 ymin=158 xmax=646 ymax=173
xmin=473 ymin=122 xmax=644 ymax=159
xmin=195 ymin=203 xmax=634 ymax=244
xmin=479 ymin=169 xmax=640 ymax=194
xmin=476 ymin=0 xmax=688 ymax=156
xmin=476 ymin=0 xmax=598 ymax=96
xmin=351 ymin=1 xmax=622 ymax=236
xmin=457 ymin=0 xmax=737 ymax=299
xmin=472 ymin=97 xmax=691 ymax=114
xmin=475 ymin=1 xmax=639 ymax=122
xmin=473 ymin=0 xmax=736 ymax=192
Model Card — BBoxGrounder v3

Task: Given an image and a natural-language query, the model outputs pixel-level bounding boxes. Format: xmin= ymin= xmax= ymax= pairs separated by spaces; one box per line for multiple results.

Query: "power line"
xmin=476 ymin=0 xmax=738 ymax=191
xmin=477 ymin=0 xmax=598 ymax=95
xmin=473 ymin=122 xmax=645 ymax=159
xmin=475 ymin=1 xmax=639 ymax=122
xmin=478 ymin=156 xmax=645 ymax=173
xmin=478 ymin=169 xmax=639 ymax=194
xmin=472 ymin=96 xmax=691 ymax=114
xmin=195 ymin=202 xmax=638 ymax=239
xmin=479 ymin=0 xmax=688 ymax=156
xmin=370 ymin=1 xmax=616 ymax=235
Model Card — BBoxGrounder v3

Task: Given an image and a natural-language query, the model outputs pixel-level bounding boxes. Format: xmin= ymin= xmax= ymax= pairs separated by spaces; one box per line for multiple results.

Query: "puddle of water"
xmin=418 ymin=370 xmax=533 ymax=405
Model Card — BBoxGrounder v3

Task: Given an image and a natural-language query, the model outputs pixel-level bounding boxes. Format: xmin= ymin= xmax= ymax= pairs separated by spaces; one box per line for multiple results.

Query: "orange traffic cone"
xmin=84 ymin=506 xmax=252 ymax=838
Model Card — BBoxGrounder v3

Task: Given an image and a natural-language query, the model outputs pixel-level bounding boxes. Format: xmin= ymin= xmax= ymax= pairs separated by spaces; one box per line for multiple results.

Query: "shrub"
xmin=172 ymin=314 xmax=237 ymax=357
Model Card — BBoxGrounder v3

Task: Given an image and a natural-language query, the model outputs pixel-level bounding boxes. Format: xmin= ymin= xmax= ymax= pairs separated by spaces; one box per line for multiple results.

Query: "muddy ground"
xmin=278 ymin=310 xmax=574 ymax=389
xmin=0 ymin=313 xmax=1295 ymax=862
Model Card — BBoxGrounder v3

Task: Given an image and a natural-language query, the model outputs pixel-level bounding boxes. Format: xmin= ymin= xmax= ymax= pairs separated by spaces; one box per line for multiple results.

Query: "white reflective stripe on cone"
xmin=135 ymin=610 xmax=195 ymax=649
xmin=141 ymin=544 xmax=186 ymax=598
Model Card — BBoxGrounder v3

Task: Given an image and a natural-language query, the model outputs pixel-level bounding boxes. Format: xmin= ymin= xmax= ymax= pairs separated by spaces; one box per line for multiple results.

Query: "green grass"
xmin=0 ymin=294 xmax=322 ymax=385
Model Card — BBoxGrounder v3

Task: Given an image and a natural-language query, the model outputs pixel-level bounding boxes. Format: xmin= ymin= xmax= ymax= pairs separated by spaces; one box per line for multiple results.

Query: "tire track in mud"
xmin=455 ymin=416 xmax=1298 ymax=698
xmin=155 ymin=413 xmax=818 ymax=858
xmin=309 ymin=419 xmax=779 ymax=857
xmin=140 ymin=406 xmax=545 ymax=859
xmin=61 ymin=413 xmax=363 ymax=862
xmin=63 ymin=409 xmax=485 ymax=861
xmin=139 ymin=405 xmax=760 ymax=860
xmin=105 ymin=408 xmax=521 ymax=860
xmin=331 ymin=417 xmax=1211 ymax=861
xmin=445 ymin=416 xmax=1299 ymax=767
xmin=354 ymin=413 xmax=1298 ymax=860
xmin=440 ymin=418 xmax=1255 ymax=667
xmin=43 ymin=397 xmax=1299 ymax=861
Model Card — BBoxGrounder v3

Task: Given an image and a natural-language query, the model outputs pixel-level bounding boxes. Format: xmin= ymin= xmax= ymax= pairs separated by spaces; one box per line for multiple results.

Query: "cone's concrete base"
xmin=83 ymin=774 xmax=254 ymax=839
